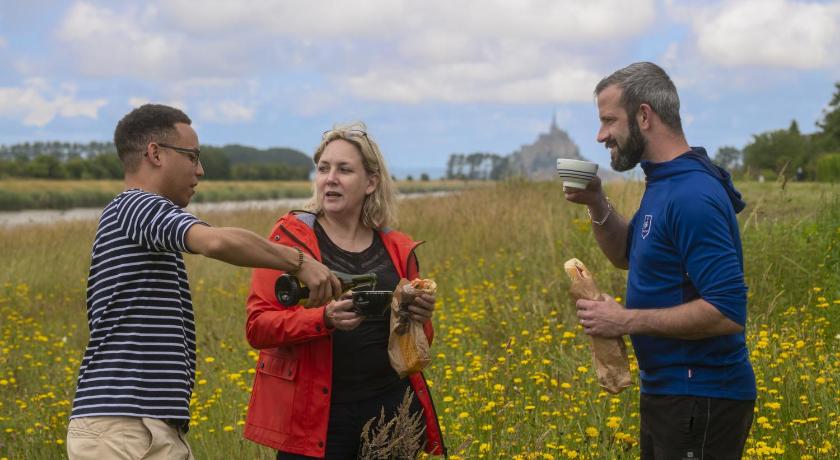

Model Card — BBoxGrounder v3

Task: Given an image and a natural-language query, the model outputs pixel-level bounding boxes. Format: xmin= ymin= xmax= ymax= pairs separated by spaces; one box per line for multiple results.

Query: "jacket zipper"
xmin=280 ymin=225 xmax=317 ymax=259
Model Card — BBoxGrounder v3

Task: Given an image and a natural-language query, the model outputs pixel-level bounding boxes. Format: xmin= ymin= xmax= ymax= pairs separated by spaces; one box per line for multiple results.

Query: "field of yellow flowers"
xmin=1 ymin=180 xmax=838 ymax=459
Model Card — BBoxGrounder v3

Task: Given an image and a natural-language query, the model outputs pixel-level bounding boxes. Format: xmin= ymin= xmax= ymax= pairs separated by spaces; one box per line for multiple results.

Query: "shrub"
xmin=815 ymin=152 xmax=840 ymax=182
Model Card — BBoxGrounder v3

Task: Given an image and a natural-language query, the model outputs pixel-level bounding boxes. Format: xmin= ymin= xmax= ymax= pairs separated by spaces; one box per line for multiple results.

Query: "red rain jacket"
xmin=243 ymin=212 xmax=446 ymax=457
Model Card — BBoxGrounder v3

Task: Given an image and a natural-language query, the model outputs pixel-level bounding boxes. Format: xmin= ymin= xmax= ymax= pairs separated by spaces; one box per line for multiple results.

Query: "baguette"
xmin=564 ymin=258 xmax=632 ymax=394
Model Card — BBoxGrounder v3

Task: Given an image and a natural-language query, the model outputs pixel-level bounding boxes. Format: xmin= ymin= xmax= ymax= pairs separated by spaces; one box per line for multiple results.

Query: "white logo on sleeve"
xmin=641 ymin=214 xmax=653 ymax=239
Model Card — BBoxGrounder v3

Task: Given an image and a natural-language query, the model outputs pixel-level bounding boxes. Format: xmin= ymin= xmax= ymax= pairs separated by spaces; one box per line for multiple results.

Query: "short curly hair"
xmin=114 ymin=104 xmax=191 ymax=173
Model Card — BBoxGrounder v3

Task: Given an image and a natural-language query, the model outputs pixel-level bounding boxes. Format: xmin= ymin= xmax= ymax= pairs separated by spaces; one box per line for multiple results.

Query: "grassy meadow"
xmin=0 ymin=180 xmax=838 ymax=459
xmin=0 ymin=179 xmax=486 ymax=211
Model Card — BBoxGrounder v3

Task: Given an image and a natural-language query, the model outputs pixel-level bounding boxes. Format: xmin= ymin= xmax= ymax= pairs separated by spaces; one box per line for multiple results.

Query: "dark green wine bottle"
xmin=275 ymin=271 xmax=377 ymax=307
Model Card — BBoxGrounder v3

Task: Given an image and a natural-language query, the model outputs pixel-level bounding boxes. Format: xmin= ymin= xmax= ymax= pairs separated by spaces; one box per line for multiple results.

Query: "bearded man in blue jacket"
xmin=565 ymin=62 xmax=755 ymax=460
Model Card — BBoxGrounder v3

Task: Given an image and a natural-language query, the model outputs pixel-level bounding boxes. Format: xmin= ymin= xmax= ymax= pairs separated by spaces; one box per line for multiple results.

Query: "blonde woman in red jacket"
xmin=243 ymin=123 xmax=446 ymax=459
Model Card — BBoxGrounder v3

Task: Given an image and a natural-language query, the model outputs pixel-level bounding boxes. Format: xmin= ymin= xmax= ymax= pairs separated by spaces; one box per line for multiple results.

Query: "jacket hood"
xmin=640 ymin=147 xmax=746 ymax=214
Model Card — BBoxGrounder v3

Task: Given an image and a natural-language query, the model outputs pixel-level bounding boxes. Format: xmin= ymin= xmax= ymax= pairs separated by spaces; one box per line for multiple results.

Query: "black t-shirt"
xmin=314 ymin=221 xmax=402 ymax=403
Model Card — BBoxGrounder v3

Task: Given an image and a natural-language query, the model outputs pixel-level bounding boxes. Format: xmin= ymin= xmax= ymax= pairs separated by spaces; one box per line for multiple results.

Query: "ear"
xmin=637 ymin=103 xmax=653 ymax=130
xmin=366 ymin=173 xmax=379 ymax=196
xmin=145 ymin=143 xmax=164 ymax=167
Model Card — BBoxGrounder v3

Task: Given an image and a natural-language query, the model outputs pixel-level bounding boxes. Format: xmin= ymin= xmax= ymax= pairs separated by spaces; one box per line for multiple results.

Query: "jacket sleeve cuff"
xmin=297 ymin=306 xmax=333 ymax=338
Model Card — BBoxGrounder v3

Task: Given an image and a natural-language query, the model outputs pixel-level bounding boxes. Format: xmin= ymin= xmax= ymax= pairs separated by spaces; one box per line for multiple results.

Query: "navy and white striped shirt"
xmin=71 ymin=189 xmax=204 ymax=421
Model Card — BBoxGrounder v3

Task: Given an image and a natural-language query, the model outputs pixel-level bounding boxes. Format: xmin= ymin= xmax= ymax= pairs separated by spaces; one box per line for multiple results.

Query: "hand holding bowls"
xmin=557 ymin=158 xmax=599 ymax=190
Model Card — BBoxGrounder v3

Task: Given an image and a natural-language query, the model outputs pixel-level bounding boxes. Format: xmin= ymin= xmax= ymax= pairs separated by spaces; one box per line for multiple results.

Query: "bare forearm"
xmin=625 ymin=298 xmax=744 ymax=340
xmin=589 ymin=197 xmax=629 ymax=269
xmin=192 ymin=226 xmax=298 ymax=271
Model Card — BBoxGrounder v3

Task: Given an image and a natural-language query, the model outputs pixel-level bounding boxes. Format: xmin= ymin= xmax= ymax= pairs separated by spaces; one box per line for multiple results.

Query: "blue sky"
xmin=1 ymin=0 xmax=839 ymax=177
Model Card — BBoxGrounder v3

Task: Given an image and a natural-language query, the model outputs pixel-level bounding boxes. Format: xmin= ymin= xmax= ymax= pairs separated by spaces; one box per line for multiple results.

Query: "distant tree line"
xmin=445 ymin=152 xmax=510 ymax=180
xmin=0 ymin=142 xmax=313 ymax=181
xmin=714 ymin=82 xmax=840 ymax=182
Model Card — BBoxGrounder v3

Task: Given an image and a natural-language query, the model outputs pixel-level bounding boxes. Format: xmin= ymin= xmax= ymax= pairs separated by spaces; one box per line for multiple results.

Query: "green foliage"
xmin=446 ymin=152 xmax=506 ymax=180
xmin=217 ymin=144 xmax=312 ymax=168
xmin=742 ymin=80 xmax=840 ymax=181
xmin=815 ymin=153 xmax=840 ymax=182
xmin=713 ymin=145 xmax=741 ymax=172
xmin=0 ymin=142 xmax=312 ymax=181
xmin=743 ymin=120 xmax=812 ymax=178
xmin=817 ymin=82 xmax=840 ymax=150
xmin=229 ymin=163 xmax=309 ymax=180
xmin=198 ymin=148 xmax=231 ymax=180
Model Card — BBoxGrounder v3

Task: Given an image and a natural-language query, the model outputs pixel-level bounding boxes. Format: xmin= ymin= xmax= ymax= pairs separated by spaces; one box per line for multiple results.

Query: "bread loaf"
xmin=564 ymin=258 xmax=632 ymax=394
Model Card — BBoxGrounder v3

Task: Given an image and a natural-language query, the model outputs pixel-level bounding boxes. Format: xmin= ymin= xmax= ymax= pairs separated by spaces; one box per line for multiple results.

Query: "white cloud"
xmin=198 ymin=100 xmax=255 ymax=124
xmin=128 ymin=97 xmax=150 ymax=108
xmin=167 ymin=0 xmax=654 ymax=42
xmin=55 ymin=0 xmax=657 ymax=105
xmin=0 ymin=78 xmax=108 ymax=127
xmin=346 ymin=63 xmax=601 ymax=104
xmin=678 ymin=0 xmax=840 ymax=69
xmin=0 ymin=36 xmax=7 ymax=49
xmin=56 ymin=2 xmax=184 ymax=79
xmin=127 ymin=97 xmax=188 ymax=112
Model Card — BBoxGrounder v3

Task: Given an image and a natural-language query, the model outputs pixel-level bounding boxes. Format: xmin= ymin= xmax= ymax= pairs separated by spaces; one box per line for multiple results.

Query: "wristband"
xmin=290 ymin=247 xmax=304 ymax=274
xmin=588 ymin=197 xmax=613 ymax=226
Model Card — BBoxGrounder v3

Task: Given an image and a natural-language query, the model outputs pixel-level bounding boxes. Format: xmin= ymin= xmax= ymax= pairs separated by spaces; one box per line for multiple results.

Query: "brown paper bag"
xmin=388 ymin=278 xmax=436 ymax=378
xmin=564 ymin=258 xmax=632 ymax=394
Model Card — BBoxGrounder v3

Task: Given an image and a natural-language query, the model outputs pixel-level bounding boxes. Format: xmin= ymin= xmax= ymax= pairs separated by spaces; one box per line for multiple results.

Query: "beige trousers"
xmin=67 ymin=416 xmax=194 ymax=460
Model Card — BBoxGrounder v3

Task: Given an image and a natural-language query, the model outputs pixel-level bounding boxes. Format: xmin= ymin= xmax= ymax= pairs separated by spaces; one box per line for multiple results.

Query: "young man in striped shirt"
xmin=66 ymin=104 xmax=341 ymax=460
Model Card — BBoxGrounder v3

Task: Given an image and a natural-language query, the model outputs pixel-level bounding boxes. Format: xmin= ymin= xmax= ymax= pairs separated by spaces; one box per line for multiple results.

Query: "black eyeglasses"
xmin=157 ymin=143 xmax=201 ymax=165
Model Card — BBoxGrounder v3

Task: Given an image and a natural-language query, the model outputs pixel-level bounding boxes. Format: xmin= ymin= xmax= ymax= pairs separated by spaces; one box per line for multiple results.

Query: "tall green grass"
xmin=0 ymin=181 xmax=838 ymax=459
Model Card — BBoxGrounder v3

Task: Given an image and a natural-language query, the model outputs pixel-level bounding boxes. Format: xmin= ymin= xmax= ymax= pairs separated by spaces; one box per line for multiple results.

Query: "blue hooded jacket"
xmin=625 ymin=147 xmax=756 ymax=400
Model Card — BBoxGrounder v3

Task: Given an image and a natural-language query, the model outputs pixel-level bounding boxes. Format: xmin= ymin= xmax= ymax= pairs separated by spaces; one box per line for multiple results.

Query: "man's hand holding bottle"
xmin=295 ymin=256 xmax=342 ymax=307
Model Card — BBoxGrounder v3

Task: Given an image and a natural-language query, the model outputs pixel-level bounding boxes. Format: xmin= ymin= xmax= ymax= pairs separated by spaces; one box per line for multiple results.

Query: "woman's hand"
xmin=406 ymin=293 xmax=436 ymax=323
xmin=324 ymin=293 xmax=363 ymax=331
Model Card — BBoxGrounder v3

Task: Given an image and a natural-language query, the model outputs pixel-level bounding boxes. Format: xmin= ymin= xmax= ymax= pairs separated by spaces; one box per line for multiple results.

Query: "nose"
xmin=596 ymin=125 xmax=609 ymax=144
xmin=326 ymin=168 xmax=338 ymax=183
xmin=196 ymin=160 xmax=205 ymax=177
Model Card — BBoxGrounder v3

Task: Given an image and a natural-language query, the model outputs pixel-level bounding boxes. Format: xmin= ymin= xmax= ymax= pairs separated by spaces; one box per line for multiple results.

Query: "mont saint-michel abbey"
xmin=445 ymin=116 xmax=590 ymax=180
